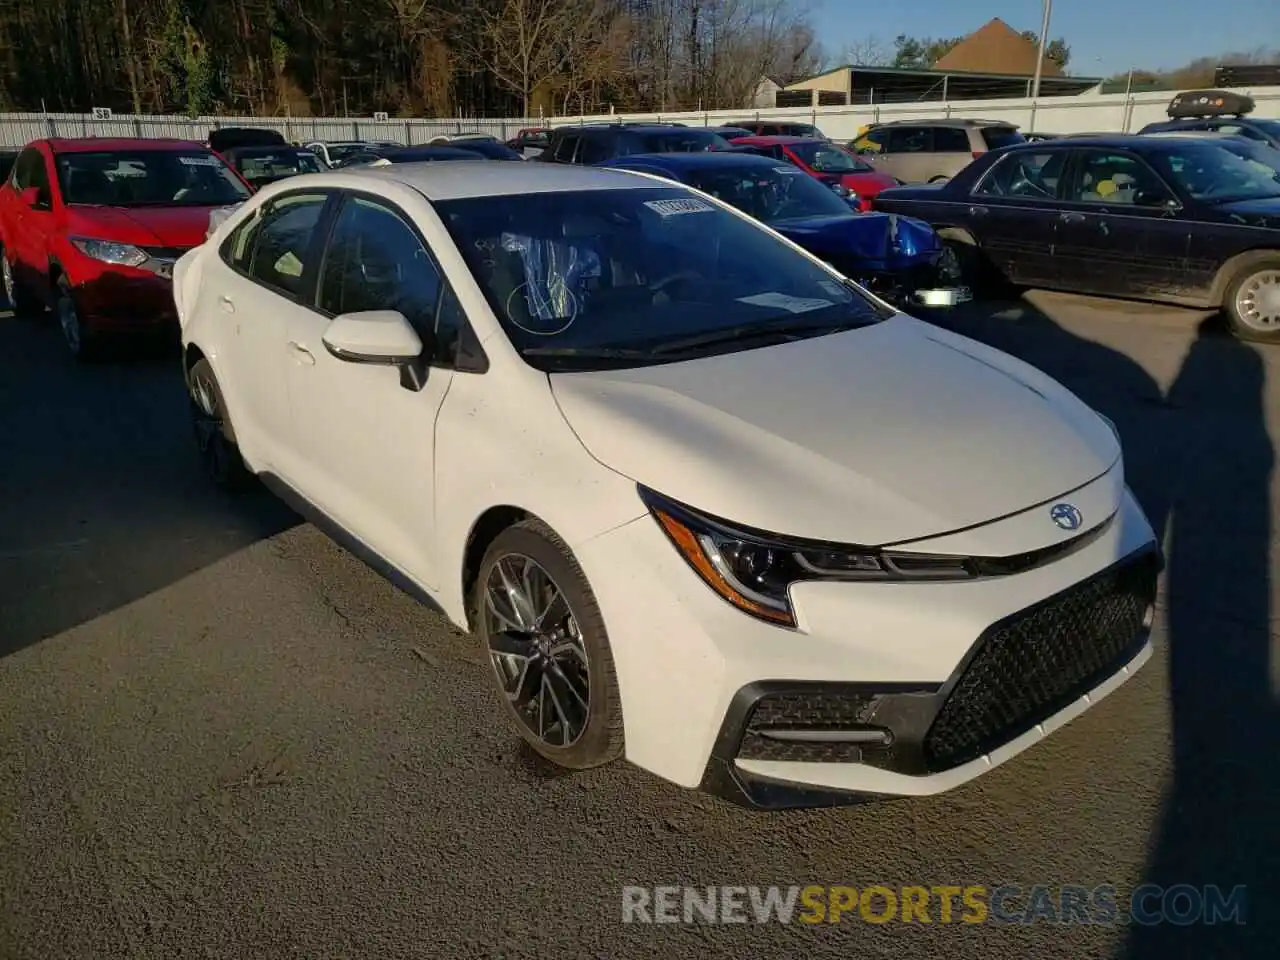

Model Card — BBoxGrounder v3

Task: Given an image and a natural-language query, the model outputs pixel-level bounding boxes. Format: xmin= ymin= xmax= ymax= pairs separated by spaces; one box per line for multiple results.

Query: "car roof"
xmin=609 ymin=152 xmax=784 ymax=170
xmin=730 ymin=135 xmax=823 ymax=145
xmin=387 ymin=145 xmax=484 ymax=161
xmin=873 ymin=118 xmax=1015 ymax=128
xmin=569 ymin=123 xmax=701 ymax=134
xmin=45 ymin=137 xmax=206 ymax=153
xmin=341 ymin=159 xmax=669 ymax=199
xmin=1008 ymin=133 xmax=1230 ymax=151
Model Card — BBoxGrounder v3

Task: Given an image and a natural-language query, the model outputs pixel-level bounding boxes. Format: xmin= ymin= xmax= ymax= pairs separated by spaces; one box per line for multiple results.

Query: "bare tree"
xmin=555 ymin=1 xmax=626 ymax=114
xmin=473 ymin=0 xmax=577 ymax=117
xmin=836 ymin=36 xmax=891 ymax=68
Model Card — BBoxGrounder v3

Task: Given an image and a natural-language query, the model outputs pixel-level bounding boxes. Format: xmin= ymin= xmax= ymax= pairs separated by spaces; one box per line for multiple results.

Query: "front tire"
xmin=473 ymin=519 xmax=624 ymax=770
xmin=55 ymin=274 xmax=97 ymax=360
xmin=1223 ymin=258 xmax=1280 ymax=343
xmin=187 ymin=357 xmax=253 ymax=492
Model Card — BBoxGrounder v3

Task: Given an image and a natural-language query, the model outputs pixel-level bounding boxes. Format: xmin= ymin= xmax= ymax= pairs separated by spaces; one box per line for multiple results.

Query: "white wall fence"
xmin=2 ymin=88 xmax=1278 ymax=149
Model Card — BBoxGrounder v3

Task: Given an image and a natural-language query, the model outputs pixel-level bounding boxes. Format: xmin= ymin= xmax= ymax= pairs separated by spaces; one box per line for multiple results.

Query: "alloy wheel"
xmin=1235 ymin=269 xmax=1280 ymax=332
xmin=483 ymin=553 xmax=591 ymax=748
xmin=189 ymin=370 xmax=231 ymax=481
xmin=1 ymin=256 xmax=14 ymax=305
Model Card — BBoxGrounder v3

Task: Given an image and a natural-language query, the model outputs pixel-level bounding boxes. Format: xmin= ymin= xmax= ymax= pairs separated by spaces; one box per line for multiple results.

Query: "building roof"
xmin=933 ymin=18 xmax=1063 ymax=78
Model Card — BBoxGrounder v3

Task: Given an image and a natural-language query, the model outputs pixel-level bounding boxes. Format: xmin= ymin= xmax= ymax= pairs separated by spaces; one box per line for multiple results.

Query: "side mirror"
xmin=1134 ymin=190 xmax=1176 ymax=210
xmin=19 ymin=186 xmax=41 ymax=208
xmin=323 ymin=310 xmax=434 ymax=391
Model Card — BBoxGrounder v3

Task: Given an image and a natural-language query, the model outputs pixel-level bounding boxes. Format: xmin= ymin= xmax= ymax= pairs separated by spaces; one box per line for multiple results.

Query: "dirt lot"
xmin=1 ymin=292 xmax=1275 ymax=959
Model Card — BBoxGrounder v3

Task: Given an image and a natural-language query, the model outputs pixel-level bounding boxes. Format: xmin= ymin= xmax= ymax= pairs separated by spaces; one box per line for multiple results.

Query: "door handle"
xmin=218 ymin=295 xmax=236 ymax=313
xmin=1059 ymin=212 xmax=1087 ymax=224
xmin=288 ymin=340 xmax=315 ymax=366
xmin=968 ymin=205 xmax=989 ymax=217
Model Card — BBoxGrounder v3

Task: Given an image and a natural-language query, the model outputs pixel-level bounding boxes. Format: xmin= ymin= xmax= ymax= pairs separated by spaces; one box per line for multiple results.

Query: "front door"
xmin=964 ymin=149 xmax=1070 ymax=287
xmin=1054 ymin=149 xmax=1190 ymax=299
xmin=9 ymin=148 xmax=58 ymax=300
xmin=283 ymin=191 xmax=457 ymax=588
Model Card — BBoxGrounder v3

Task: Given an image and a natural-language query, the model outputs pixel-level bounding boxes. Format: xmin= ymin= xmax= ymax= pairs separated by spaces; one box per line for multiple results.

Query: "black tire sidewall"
xmin=56 ymin=275 xmax=95 ymax=359
xmin=473 ymin=521 xmax=624 ymax=770
xmin=1224 ymin=258 xmax=1280 ymax=343
xmin=188 ymin=358 xmax=252 ymax=491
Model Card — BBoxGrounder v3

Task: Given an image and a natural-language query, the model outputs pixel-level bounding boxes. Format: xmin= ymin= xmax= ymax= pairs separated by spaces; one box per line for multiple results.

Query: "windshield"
xmin=56 ymin=150 xmax=251 ymax=207
xmin=326 ymin=144 xmax=372 ymax=163
xmin=788 ymin=141 xmax=873 ymax=173
xmin=1153 ymin=140 xmax=1280 ymax=203
xmin=437 ymin=187 xmax=886 ymax=371
xmin=631 ymin=130 xmax=730 ymax=153
xmin=235 ymin=151 xmax=324 ymax=183
xmin=685 ymin=164 xmax=854 ymax=222
xmin=981 ymin=127 xmax=1026 ymax=149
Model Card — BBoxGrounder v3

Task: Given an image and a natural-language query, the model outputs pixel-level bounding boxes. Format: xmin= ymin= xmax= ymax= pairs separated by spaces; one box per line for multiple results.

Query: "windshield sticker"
xmin=273 ymin=251 xmax=304 ymax=278
xmin=644 ymin=198 xmax=715 ymax=217
xmin=817 ymin=280 xmax=846 ymax=299
xmin=737 ymin=292 xmax=835 ymax=314
xmin=179 ymin=156 xmax=222 ymax=167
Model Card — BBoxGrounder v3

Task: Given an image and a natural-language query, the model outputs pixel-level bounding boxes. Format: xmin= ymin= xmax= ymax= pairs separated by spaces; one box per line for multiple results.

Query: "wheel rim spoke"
xmin=482 ymin=551 xmax=592 ymax=749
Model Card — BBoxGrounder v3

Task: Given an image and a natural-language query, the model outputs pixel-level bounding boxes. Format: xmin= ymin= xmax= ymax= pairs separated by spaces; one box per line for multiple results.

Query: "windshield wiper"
xmin=649 ymin=315 xmax=874 ymax=355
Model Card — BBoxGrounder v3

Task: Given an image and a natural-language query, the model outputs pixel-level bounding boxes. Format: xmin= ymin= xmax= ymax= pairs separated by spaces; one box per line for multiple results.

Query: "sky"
xmin=811 ymin=0 xmax=1278 ymax=77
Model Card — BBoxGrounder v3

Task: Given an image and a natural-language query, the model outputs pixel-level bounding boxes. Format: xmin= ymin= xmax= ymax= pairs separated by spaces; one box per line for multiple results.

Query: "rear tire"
xmin=1222 ymin=257 xmax=1280 ymax=343
xmin=472 ymin=518 xmax=625 ymax=771
xmin=187 ymin=357 xmax=254 ymax=492
xmin=938 ymin=231 xmax=1019 ymax=299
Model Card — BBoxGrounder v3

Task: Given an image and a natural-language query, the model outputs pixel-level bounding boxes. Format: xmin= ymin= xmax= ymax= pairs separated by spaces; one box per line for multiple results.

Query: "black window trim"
xmin=218 ymin=188 xmax=338 ymax=304
xmin=886 ymin=125 xmax=933 ymax=154
xmin=312 ymin=188 xmax=486 ymax=373
xmin=1058 ymin=147 xmax=1183 ymax=211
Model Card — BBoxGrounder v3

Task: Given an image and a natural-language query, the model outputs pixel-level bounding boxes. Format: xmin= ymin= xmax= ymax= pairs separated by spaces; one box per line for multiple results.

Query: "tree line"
xmin=0 ymin=0 xmax=824 ymax=118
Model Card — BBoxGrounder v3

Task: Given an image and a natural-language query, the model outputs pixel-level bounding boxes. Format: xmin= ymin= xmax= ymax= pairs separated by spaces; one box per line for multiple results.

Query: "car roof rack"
xmin=1166 ymin=89 xmax=1255 ymax=119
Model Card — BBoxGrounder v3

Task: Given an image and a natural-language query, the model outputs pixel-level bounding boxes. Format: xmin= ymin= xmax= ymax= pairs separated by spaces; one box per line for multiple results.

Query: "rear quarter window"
xmin=981 ymin=127 xmax=1027 ymax=150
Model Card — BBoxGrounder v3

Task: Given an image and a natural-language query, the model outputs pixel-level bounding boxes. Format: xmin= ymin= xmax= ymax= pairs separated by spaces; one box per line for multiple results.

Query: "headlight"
xmin=639 ymin=487 xmax=975 ymax=628
xmin=70 ymin=238 xmax=147 ymax=268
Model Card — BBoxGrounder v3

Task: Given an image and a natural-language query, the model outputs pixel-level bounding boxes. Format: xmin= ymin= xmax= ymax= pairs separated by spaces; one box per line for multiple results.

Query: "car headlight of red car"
xmin=70 ymin=237 xmax=148 ymax=269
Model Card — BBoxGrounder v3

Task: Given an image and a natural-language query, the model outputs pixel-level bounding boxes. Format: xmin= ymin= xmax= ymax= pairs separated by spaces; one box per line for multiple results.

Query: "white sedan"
xmin=174 ymin=161 xmax=1160 ymax=809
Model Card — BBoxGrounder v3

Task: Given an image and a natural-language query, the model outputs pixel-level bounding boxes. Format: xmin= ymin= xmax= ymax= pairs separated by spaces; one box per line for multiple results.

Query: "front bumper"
xmin=67 ymin=250 xmax=184 ymax=332
xmin=573 ymin=474 xmax=1159 ymax=808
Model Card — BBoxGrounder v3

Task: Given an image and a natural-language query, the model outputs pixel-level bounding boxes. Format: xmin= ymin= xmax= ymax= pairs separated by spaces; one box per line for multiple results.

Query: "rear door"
xmin=883 ymin=126 xmax=934 ymax=183
xmin=965 ymin=149 xmax=1069 ymax=286
xmin=929 ymin=126 xmax=976 ymax=180
xmin=1053 ymin=148 xmax=1191 ymax=299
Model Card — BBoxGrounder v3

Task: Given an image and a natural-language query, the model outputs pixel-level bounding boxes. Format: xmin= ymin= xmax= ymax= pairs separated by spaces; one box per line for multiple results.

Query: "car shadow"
xmin=922 ymin=297 xmax=1274 ymax=954
xmin=0 ymin=310 xmax=301 ymax=659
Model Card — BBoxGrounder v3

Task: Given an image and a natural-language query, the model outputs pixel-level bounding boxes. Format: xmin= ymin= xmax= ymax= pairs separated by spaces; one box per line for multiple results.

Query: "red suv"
xmin=0 ymin=137 xmax=253 ymax=359
xmin=729 ymin=135 xmax=899 ymax=211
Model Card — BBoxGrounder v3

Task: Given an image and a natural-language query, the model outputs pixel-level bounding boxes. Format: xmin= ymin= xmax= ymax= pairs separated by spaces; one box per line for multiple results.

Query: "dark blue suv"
xmin=535 ymin=123 xmax=733 ymax=165
xmin=1139 ymin=89 xmax=1280 ymax=150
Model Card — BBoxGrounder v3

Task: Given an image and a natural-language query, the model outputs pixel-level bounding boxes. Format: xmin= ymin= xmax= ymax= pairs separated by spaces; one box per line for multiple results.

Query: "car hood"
xmin=64 ymin=205 xmax=225 ymax=248
xmin=1214 ymin=195 xmax=1280 ymax=225
xmin=770 ymin=213 xmax=940 ymax=264
xmin=550 ymin=316 xmax=1119 ymax=545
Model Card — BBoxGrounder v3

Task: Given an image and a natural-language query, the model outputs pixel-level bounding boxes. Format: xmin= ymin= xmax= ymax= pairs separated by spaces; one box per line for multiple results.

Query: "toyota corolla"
xmin=174 ymin=161 xmax=1160 ymax=809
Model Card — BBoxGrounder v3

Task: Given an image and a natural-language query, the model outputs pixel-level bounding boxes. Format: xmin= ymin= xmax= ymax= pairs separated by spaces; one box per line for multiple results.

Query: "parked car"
xmin=305 ymin=140 xmax=386 ymax=167
xmin=1023 ymin=133 xmax=1063 ymax=143
xmin=174 ymin=161 xmax=1159 ymax=809
xmin=506 ymin=127 xmax=552 ymax=158
xmin=871 ymin=134 xmax=1280 ymax=341
xmin=536 ymin=123 xmax=730 ymax=164
xmin=0 ymin=137 xmax=252 ymax=357
xmin=366 ymin=145 xmax=488 ymax=166
xmin=854 ymin=119 xmax=1025 ymax=183
xmin=207 ymin=127 xmax=288 ymax=154
xmin=602 ymin=152 xmax=967 ymax=308
xmin=223 ymin=145 xmax=327 ymax=188
xmin=442 ymin=139 xmax=524 ymax=161
xmin=1139 ymin=89 xmax=1280 ymax=150
xmin=728 ymin=135 xmax=901 ymax=211
xmin=429 ymin=133 xmax=499 ymax=144
xmin=704 ymin=125 xmax=755 ymax=140
xmin=728 ymin=119 xmax=828 ymax=140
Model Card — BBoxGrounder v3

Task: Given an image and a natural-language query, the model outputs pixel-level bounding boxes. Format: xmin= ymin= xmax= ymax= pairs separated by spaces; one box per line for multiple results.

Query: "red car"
xmin=728 ymin=135 xmax=899 ymax=211
xmin=0 ymin=137 xmax=253 ymax=359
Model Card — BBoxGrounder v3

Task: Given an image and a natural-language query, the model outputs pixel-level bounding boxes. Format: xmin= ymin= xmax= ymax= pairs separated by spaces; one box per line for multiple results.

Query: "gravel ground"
xmin=1 ymin=292 xmax=1276 ymax=959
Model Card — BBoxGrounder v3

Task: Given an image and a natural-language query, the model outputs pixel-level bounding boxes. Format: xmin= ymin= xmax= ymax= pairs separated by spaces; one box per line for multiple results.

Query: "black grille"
xmin=141 ymin=245 xmax=190 ymax=262
xmin=923 ymin=553 xmax=1157 ymax=771
xmin=739 ymin=691 xmax=883 ymax=763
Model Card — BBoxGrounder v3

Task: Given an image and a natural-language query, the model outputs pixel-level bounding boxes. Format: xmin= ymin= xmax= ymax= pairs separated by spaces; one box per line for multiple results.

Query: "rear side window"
xmin=887 ymin=127 xmax=931 ymax=153
xmin=981 ymin=127 xmax=1026 ymax=150
xmin=248 ymin=193 xmax=328 ymax=299
xmin=577 ymin=136 xmax=611 ymax=165
xmin=932 ymin=127 xmax=971 ymax=152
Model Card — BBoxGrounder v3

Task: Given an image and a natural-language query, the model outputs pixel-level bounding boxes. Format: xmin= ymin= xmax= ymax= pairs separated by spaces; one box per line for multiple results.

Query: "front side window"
xmin=1151 ymin=140 xmax=1280 ymax=203
xmin=55 ymin=150 xmax=251 ymax=207
xmin=788 ymin=141 xmax=873 ymax=173
xmin=319 ymin=196 xmax=442 ymax=340
xmin=247 ymin=193 xmax=328 ymax=297
xmin=1066 ymin=151 xmax=1172 ymax=206
xmin=577 ymin=136 xmax=611 ymax=165
xmin=974 ymin=151 xmax=1067 ymax=199
xmin=552 ymin=136 xmax=580 ymax=162
xmin=437 ymin=186 xmax=887 ymax=371
xmin=685 ymin=164 xmax=853 ymax=223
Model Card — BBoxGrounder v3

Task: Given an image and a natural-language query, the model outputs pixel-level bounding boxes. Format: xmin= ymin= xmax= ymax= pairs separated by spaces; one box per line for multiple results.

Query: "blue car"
xmin=600 ymin=152 xmax=969 ymax=308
